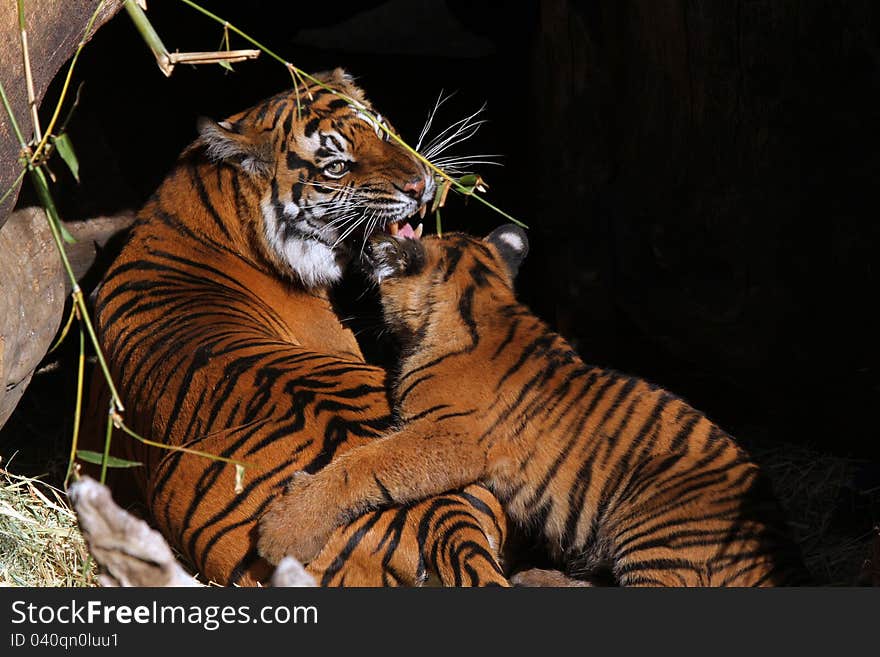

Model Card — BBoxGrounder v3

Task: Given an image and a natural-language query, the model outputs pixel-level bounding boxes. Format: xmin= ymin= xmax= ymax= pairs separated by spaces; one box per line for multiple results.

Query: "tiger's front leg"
xmin=258 ymin=427 xmax=487 ymax=565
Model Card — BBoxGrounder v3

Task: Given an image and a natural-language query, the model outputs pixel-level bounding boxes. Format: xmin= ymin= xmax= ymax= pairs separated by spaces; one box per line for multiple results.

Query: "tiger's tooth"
xmin=414 ymin=223 xmax=423 ymax=239
xmin=389 ymin=222 xmax=399 ymax=236
xmin=418 ymin=204 xmax=427 ymax=219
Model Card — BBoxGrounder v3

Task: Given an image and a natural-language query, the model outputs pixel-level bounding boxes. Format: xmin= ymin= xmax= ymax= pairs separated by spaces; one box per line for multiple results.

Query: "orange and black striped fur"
xmin=86 ymin=69 xmax=510 ymax=586
xmin=258 ymin=226 xmax=810 ymax=586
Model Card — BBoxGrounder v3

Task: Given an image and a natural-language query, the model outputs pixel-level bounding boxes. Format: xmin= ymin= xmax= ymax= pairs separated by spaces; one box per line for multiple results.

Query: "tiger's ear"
xmin=485 ymin=224 xmax=529 ymax=280
xmin=196 ymin=117 xmax=273 ymax=177
xmin=316 ymin=68 xmax=366 ymax=103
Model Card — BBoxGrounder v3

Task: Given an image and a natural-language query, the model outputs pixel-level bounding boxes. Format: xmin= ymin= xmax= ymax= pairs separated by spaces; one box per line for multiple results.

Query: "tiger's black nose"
xmin=402 ymin=177 xmax=426 ymax=199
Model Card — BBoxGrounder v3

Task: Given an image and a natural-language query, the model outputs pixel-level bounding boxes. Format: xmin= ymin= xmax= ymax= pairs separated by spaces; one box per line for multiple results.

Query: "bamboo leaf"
xmin=52 ymin=133 xmax=80 ymax=183
xmin=75 ymin=450 xmax=143 ymax=469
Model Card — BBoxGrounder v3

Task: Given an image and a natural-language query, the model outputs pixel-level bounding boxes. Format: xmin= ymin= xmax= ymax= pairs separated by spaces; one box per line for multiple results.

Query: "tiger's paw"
xmin=257 ymin=472 xmax=340 ymax=565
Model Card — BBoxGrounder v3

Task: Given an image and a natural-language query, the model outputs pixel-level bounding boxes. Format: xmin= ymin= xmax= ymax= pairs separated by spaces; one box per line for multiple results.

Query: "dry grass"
xmin=0 ymin=457 xmax=97 ymax=587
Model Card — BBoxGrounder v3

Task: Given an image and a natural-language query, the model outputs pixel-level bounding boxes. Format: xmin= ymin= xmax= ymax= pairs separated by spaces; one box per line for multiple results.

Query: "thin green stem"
xmin=455 ymin=186 xmax=525 ymax=225
xmin=32 ymin=0 xmax=107 ymax=162
xmin=177 ymin=0 xmax=292 ymax=72
xmin=3 ymin=4 xmax=254 ymax=480
xmin=56 ymin=82 xmax=85 ymax=137
xmin=0 ymin=77 xmax=28 ymax=148
xmin=0 ymin=168 xmax=27 ymax=207
xmin=73 ymin=289 xmax=124 ymax=412
xmin=48 ymin=298 xmax=77 ymax=355
xmin=30 ymin=166 xmax=125 ymax=412
xmin=65 ymin=321 xmax=86 ymax=489
xmin=113 ymin=419 xmax=251 ymax=469
xmin=100 ymin=409 xmax=113 ymax=484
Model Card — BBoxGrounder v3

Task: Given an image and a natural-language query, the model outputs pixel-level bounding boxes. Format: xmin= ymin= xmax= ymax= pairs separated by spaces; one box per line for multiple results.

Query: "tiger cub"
xmin=258 ymin=226 xmax=809 ymax=586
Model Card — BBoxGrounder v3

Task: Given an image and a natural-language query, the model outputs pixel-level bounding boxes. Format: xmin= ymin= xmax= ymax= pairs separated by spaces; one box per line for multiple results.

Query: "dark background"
xmin=4 ymin=0 xmax=879 ymax=581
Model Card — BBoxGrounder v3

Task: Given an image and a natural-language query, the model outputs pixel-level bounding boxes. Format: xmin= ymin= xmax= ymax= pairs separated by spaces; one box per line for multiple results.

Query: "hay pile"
xmin=0 ymin=459 xmax=97 ymax=587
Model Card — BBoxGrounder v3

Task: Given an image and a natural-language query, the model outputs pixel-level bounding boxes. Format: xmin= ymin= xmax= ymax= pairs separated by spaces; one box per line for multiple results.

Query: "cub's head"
xmin=196 ymin=68 xmax=434 ymax=287
xmin=363 ymin=225 xmax=528 ymax=344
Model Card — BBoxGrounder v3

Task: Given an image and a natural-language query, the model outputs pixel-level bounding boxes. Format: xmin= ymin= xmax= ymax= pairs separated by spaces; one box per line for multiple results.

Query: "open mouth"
xmin=384 ymin=201 xmax=427 ymax=239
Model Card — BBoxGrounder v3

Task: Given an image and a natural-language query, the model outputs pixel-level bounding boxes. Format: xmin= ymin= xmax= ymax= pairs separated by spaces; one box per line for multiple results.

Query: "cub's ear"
xmin=196 ymin=117 xmax=273 ymax=177
xmin=363 ymin=235 xmax=424 ymax=283
xmin=485 ymin=224 xmax=529 ymax=279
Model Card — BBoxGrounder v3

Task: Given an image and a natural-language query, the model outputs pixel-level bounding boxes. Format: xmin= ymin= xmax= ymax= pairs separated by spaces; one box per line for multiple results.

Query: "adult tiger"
xmin=86 ymin=69 xmax=510 ymax=586
xmin=258 ymin=226 xmax=811 ymax=586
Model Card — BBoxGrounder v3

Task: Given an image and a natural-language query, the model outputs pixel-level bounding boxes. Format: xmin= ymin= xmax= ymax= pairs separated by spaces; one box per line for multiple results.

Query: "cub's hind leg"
xmin=420 ymin=486 xmax=509 ymax=587
xmin=305 ymin=507 xmax=422 ymax=587
xmin=292 ymin=485 xmax=510 ymax=587
xmin=605 ymin=452 xmax=805 ymax=587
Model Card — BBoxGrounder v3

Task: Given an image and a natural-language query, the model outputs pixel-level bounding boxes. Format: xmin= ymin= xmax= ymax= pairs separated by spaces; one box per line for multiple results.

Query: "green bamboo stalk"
xmin=29 ymin=165 xmax=125 ymax=413
xmin=0 ymin=74 xmax=27 ymax=148
xmin=124 ymin=0 xmax=174 ymax=76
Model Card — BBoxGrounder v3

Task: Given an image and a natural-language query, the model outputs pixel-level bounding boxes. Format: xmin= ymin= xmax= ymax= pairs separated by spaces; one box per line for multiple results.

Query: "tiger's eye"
xmin=324 ymin=161 xmax=350 ymax=177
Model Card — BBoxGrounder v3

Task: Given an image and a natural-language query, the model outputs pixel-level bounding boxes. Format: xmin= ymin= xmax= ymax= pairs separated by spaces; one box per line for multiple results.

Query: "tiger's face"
xmin=362 ymin=225 xmax=529 ymax=344
xmin=197 ymin=68 xmax=435 ymax=288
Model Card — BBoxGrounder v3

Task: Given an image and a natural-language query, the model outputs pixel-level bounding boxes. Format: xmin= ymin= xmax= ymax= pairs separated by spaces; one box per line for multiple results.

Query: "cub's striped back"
xmin=257 ymin=226 xmax=810 ymax=586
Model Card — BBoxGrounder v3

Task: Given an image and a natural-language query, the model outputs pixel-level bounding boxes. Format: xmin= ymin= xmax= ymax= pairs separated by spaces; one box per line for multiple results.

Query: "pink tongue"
xmin=397 ymin=223 xmax=416 ymax=239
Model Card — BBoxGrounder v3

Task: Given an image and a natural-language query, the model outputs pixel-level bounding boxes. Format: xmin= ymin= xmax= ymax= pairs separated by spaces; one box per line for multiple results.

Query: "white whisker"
xmin=433 ymin=159 xmax=503 ymax=170
xmin=420 ymin=104 xmax=487 ymax=159
xmin=321 ymin=212 xmax=363 ymax=231
xmin=422 ymin=121 xmax=487 ymax=160
xmin=421 ymin=103 xmax=486 ymax=152
xmin=333 ymin=209 xmax=373 ymax=247
xmin=359 ymin=211 xmax=381 ymax=256
xmin=416 ymin=90 xmax=456 ymax=152
xmin=432 ymin=154 xmax=503 ymax=165
xmin=298 ymin=180 xmax=351 ymax=191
